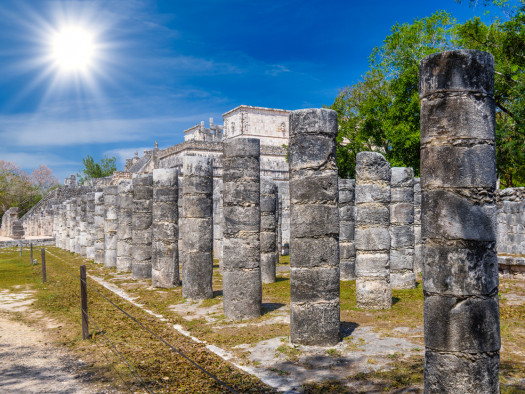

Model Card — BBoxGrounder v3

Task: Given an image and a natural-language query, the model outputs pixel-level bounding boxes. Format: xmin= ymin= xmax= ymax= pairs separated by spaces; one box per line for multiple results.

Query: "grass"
xmin=1 ymin=245 xmax=524 ymax=392
xmin=0 ymin=247 xmax=272 ymax=393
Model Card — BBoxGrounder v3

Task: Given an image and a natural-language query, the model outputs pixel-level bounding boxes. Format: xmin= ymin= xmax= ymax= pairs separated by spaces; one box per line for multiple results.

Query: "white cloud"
xmin=0 ymin=150 xmax=78 ymax=169
xmin=0 ymin=113 xmax=197 ymax=147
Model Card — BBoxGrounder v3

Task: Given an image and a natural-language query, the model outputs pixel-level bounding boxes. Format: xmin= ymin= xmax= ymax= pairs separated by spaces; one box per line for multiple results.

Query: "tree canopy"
xmin=77 ymin=155 xmax=117 ymax=185
xmin=330 ymin=0 xmax=525 ymax=187
xmin=0 ymin=162 xmax=59 ymax=218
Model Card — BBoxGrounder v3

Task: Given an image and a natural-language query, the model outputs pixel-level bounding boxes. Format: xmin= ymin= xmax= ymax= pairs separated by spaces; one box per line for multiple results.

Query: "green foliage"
xmin=330 ymin=11 xmax=456 ymax=178
xmin=331 ymin=2 xmax=525 ymax=186
xmin=454 ymin=0 xmax=525 ymax=187
xmin=77 ymin=155 xmax=117 ymax=185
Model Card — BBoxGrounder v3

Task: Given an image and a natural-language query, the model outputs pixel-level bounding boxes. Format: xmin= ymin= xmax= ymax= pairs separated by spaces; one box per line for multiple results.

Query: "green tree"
xmin=0 ymin=161 xmax=59 ymax=217
xmin=454 ymin=0 xmax=525 ymax=187
xmin=77 ymin=155 xmax=117 ymax=185
xmin=330 ymin=11 xmax=456 ymax=178
xmin=331 ymin=2 xmax=525 ymax=186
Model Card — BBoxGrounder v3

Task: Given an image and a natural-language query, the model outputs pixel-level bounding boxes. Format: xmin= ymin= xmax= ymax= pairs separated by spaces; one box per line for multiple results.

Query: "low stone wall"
xmin=497 ymin=187 xmax=525 ymax=277
xmin=0 ymin=237 xmax=55 ymax=248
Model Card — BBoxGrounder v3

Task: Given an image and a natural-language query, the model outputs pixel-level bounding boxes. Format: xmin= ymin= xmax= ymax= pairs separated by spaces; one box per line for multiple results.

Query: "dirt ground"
xmin=0 ymin=289 xmax=116 ymax=393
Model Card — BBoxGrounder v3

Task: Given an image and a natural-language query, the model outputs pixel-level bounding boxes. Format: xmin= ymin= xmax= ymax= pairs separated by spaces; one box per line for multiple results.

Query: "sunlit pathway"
xmin=0 ymin=313 xmax=107 ymax=393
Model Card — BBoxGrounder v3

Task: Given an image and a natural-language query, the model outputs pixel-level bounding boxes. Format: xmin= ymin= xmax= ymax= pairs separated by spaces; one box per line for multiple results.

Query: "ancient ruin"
xmin=355 ymin=152 xmax=392 ymax=310
xmin=390 ymin=167 xmax=415 ymax=289
xmin=181 ymin=158 xmax=213 ymax=299
xmin=339 ymin=179 xmax=356 ymax=280
xmin=132 ymin=174 xmax=153 ymax=279
xmin=289 ymin=108 xmax=340 ymax=346
xmin=222 ymin=138 xmax=262 ymax=320
xmin=260 ymin=177 xmax=278 ymax=284
xmin=420 ymin=49 xmax=500 ymax=392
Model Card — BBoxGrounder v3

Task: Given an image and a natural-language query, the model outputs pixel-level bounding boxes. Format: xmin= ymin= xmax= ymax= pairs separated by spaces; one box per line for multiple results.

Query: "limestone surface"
xmin=419 ymin=49 xmax=500 ymax=393
xmin=289 ymin=108 xmax=340 ymax=346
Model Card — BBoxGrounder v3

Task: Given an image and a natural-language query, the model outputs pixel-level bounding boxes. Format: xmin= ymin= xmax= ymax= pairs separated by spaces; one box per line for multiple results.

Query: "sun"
xmin=51 ymin=27 xmax=95 ymax=72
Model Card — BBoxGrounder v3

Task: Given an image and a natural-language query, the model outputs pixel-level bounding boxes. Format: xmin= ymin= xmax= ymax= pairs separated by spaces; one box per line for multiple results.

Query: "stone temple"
xmin=121 ymin=105 xmax=291 ymax=258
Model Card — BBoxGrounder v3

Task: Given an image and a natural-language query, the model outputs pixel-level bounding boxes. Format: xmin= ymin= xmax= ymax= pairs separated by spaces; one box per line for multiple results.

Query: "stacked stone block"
xmin=355 ymin=152 xmax=392 ymax=310
xmin=68 ymin=199 xmax=76 ymax=253
xmin=74 ymin=197 xmax=82 ymax=254
xmin=497 ymin=188 xmax=525 ymax=276
xmin=79 ymin=195 xmax=88 ymax=257
xmin=86 ymin=193 xmax=95 ymax=259
xmin=104 ymin=186 xmax=118 ymax=268
xmin=289 ymin=108 xmax=340 ymax=346
xmin=132 ymin=174 xmax=153 ymax=279
xmin=419 ymin=50 xmax=500 ymax=392
xmin=94 ymin=192 xmax=105 ymax=264
xmin=277 ymin=197 xmax=283 ymax=256
xmin=153 ymin=169 xmax=180 ymax=288
xmin=260 ymin=177 xmax=278 ymax=283
xmin=222 ymin=138 xmax=262 ymax=320
xmin=339 ymin=179 xmax=356 ymax=280
xmin=181 ymin=158 xmax=213 ymax=298
xmin=390 ymin=167 xmax=415 ymax=289
xmin=117 ymin=180 xmax=133 ymax=272
xmin=413 ymin=178 xmax=422 ymax=276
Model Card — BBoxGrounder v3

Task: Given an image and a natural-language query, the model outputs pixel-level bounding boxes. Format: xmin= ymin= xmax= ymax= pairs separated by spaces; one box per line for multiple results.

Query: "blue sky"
xmin=0 ymin=0 xmax=499 ymax=182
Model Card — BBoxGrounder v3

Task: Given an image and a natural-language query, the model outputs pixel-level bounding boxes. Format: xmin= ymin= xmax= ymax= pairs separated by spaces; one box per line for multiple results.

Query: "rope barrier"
xmin=44 ymin=249 xmax=238 ymax=394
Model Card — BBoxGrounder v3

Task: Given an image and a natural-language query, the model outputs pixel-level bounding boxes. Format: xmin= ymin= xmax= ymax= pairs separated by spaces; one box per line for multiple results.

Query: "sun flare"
xmin=51 ymin=27 xmax=94 ymax=72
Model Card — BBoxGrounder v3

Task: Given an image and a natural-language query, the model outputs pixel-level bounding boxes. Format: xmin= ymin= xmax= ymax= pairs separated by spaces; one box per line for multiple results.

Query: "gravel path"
xmin=0 ymin=290 xmax=113 ymax=393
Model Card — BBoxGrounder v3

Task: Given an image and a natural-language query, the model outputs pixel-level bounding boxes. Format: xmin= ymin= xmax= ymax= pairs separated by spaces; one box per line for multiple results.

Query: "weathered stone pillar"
xmin=86 ymin=193 xmax=95 ymax=259
xmin=222 ymin=139 xmax=261 ymax=320
xmin=67 ymin=199 xmax=76 ymax=253
xmin=260 ymin=177 xmax=278 ymax=284
xmin=104 ymin=186 xmax=118 ymax=268
xmin=339 ymin=179 xmax=356 ymax=280
xmin=74 ymin=197 xmax=82 ymax=254
xmin=413 ymin=177 xmax=422 ymax=276
xmin=94 ymin=192 xmax=105 ymax=264
xmin=153 ymin=168 xmax=180 ymax=288
xmin=420 ymin=50 xmax=499 ymax=392
xmin=117 ymin=180 xmax=133 ymax=272
xmin=289 ymin=108 xmax=340 ymax=346
xmin=355 ymin=152 xmax=392 ymax=310
xmin=277 ymin=196 xmax=283 ymax=255
xmin=181 ymin=158 xmax=213 ymax=298
xmin=132 ymin=174 xmax=153 ymax=279
xmin=390 ymin=168 xmax=415 ymax=289
xmin=79 ymin=195 xmax=88 ymax=257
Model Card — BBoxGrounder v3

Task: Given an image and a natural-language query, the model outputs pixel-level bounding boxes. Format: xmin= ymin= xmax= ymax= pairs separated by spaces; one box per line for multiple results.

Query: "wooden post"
xmin=80 ymin=265 xmax=89 ymax=340
xmin=30 ymin=243 xmax=33 ymax=265
xmin=41 ymin=248 xmax=46 ymax=283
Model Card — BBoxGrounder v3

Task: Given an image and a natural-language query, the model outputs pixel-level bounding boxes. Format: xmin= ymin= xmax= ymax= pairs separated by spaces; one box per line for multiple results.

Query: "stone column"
xmin=94 ymin=192 xmax=105 ymax=264
xmin=181 ymin=157 xmax=213 ymax=298
xmin=289 ymin=108 xmax=340 ymax=346
xmin=132 ymin=174 xmax=153 ymax=279
xmin=277 ymin=196 xmax=283 ymax=255
xmin=104 ymin=186 xmax=118 ymax=268
xmin=117 ymin=180 xmax=133 ymax=272
xmin=390 ymin=168 xmax=415 ymax=289
xmin=67 ymin=199 xmax=76 ymax=253
xmin=79 ymin=195 xmax=88 ymax=257
xmin=153 ymin=169 xmax=180 ymax=288
xmin=222 ymin=138 xmax=261 ymax=320
xmin=74 ymin=197 xmax=82 ymax=254
xmin=260 ymin=177 xmax=278 ymax=284
xmin=86 ymin=193 xmax=95 ymax=259
xmin=355 ymin=152 xmax=392 ymax=310
xmin=339 ymin=179 xmax=356 ymax=280
xmin=420 ymin=50 xmax=499 ymax=392
xmin=413 ymin=178 xmax=422 ymax=276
